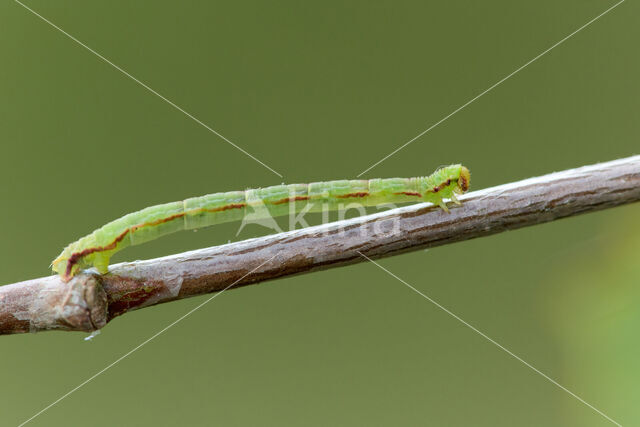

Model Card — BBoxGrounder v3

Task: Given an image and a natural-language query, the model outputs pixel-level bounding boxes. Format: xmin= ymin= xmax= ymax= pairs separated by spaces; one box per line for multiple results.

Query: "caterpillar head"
xmin=426 ymin=164 xmax=470 ymax=195
xmin=456 ymin=166 xmax=471 ymax=194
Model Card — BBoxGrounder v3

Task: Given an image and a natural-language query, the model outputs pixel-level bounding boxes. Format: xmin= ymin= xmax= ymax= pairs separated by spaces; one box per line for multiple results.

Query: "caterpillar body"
xmin=52 ymin=165 xmax=470 ymax=281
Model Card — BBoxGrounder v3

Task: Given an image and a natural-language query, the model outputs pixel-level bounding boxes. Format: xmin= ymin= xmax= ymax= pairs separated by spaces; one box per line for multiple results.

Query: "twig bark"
xmin=1 ymin=156 xmax=639 ymax=335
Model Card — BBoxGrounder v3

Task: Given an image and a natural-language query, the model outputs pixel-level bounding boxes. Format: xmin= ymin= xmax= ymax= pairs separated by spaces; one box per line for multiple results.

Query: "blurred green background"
xmin=1 ymin=1 xmax=638 ymax=426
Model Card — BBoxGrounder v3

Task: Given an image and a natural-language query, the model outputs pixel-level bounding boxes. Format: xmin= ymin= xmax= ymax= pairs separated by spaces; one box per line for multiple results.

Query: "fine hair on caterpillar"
xmin=52 ymin=165 xmax=470 ymax=281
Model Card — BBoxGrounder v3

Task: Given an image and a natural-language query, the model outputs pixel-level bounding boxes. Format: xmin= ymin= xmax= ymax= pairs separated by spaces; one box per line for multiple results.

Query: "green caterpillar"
xmin=52 ymin=165 xmax=470 ymax=281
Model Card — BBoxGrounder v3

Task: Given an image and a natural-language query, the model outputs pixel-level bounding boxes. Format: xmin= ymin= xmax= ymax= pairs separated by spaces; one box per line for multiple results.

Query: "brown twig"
xmin=1 ymin=156 xmax=639 ymax=335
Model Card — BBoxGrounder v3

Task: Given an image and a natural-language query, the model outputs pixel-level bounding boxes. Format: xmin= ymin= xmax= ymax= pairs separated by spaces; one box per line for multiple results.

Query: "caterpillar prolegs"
xmin=52 ymin=165 xmax=470 ymax=281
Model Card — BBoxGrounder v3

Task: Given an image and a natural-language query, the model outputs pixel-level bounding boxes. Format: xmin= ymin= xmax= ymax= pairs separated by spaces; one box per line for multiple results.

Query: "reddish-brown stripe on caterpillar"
xmin=430 ymin=179 xmax=452 ymax=193
xmin=335 ymin=192 xmax=369 ymax=198
xmin=65 ymin=228 xmax=132 ymax=277
xmin=129 ymin=212 xmax=185 ymax=233
xmin=202 ymin=203 xmax=246 ymax=213
xmin=65 ymin=203 xmax=247 ymax=277
xmin=270 ymin=196 xmax=311 ymax=205
xmin=394 ymin=191 xmax=421 ymax=197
